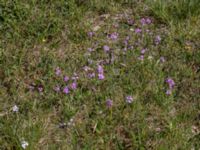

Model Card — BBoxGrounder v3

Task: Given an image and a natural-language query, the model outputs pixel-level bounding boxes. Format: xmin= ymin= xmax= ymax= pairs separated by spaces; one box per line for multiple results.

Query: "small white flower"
xmin=98 ymin=111 xmax=103 ymax=114
xmin=70 ymin=118 xmax=74 ymax=122
xmin=148 ymin=55 xmax=153 ymax=60
xmin=93 ymin=25 xmax=100 ymax=31
xmin=67 ymin=122 xmax=71 ymax=126
xmin=21 ymin=140 xmax=29 ymax=149
xmin=12 ymin=105 xmax=19 ymax=112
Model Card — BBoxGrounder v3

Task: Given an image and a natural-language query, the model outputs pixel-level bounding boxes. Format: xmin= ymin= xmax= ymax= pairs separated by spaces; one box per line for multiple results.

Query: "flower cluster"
xmin=140 ymin=18 xmax=152 ymax=25
xmin=26 ymin=14 xmax=171 ymax=114
xmin=138 ymin=48 xmax=148 ymax=61
xmin=97 ymin=65 xmax=105 ymax=80
xmin=53 ymin=67 xmax=79 ymax=95
xmin=166 ymin=78 xmax=175 ymax=95
xmin=106 ymin=95 xmax=134 ymax=108
xmin=108 ymin=32 xmax=119 ymax=40
xmin=155 ymin=35 xmax=161 ymax=45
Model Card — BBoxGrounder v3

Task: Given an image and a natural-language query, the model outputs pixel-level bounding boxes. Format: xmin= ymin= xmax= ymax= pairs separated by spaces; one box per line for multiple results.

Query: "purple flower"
xmin=155 ymin=35 xmax=161 ymax=45
xmin=38 ymin=86 xmax=43 ymax=92
xmin=103 ymin=45 xmax=110 ymax=52
xmin=138 ymin=55 xmax=144 ymax=61
xmin=106 ymin=99 xmax=113 ymax=108
xmin=54 ymin=86 xmax=60 ymax=92
xmin=124 ymin=40 xmax=128 ymax=46
xmin=88 ymin=72 xmax=95 ymax=78
xmin=123 ymin=36 xmax=130 ymax=46
xmin=55 ymin=67 xmax=61 ymax=76
xmin=88 ymin=48 xmax=94 ymax=52
xmin=160 ymin=57 xmax=165 ymax=63
xmin=146 ymin=18 xmax=152 ymax=24
xmin=63 ymin=86 xmax=70 ymax=94
xmin=127 ymin=19 xmax=134 ymax=25
xmin=88 ymin=31 xmax=94 ymax=38
xmin=70 ymin=82 xmax=77 ymax=90
xmin=141 ymin=48 xmax=147 ymax=54
xmin=126 ymin=96 xmax=134 ymax=103
xmin=166 ymin=78 xmax=175 ymax=89
xmin=98 ymin=73 xmax=105 ymax=80
xmin=97 ymin=65 xmax=104 ymax=74
xmin=140 ymin=18 xmax=146 ymax=25
xmin=109 ymin=32 xmax=118 ymax=40
xmin=166 ymin=89 xmax=172 ymax=95
xmin=64 ymin=76 xmax=70 ymax=82
xmin=135 ymin=28 xmax=142 ymax=34
xmin=165 ymin=78 xmax=175 ymax=95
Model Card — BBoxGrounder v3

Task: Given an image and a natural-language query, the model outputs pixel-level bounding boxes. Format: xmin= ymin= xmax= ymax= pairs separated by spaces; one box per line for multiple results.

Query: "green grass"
xmin=145 ymin=0 xmax=200 ymax=24
xmin=0 ymin=0 xmax=200 ymax=149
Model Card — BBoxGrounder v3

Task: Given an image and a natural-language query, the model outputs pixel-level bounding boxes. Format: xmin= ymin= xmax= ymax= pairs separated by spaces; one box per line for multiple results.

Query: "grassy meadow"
xmin=0 ymin=0 xmax=200 ymax=149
